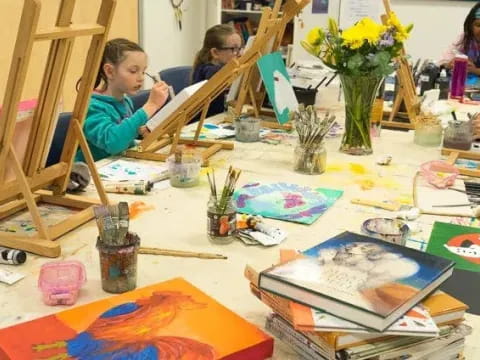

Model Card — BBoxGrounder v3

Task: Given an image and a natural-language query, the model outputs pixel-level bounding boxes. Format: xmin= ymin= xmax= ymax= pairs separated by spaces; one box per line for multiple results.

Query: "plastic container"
xmin=38 ymin=260 xmax=86 ymax=306
xmin=420 ymin=160 xmax=459 ymax=189
xmin=362 ymin=218 xmax=410 ymax=246
xmin=414 ymin=116 xmax=443 ymax=147
xmin=235 ymin=115 xmax=261 ymax=142
xmin=167 ymin=152 xmax=201 ymax=188
xmin=97 ymin=233 xmax=139 ymax=294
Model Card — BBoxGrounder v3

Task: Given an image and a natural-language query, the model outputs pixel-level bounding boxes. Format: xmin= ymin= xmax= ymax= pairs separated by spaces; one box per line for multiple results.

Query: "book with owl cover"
xmin=233 ymin=182 xmax=343 ymax=225
xmin=259 ymin=231 xmax=454 ymax=331
xmin=0 ymin=278 xmax=273 ymax=360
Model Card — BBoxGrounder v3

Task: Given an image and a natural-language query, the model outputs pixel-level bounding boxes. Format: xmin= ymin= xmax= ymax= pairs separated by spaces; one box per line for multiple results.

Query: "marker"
xmin=0 ymin=247 xmax=27 ymax=265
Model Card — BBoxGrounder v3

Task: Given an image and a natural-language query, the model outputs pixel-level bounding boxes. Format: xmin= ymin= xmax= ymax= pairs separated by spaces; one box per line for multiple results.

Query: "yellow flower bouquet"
xmin=301 ymin=14 xmax=412 ymax=155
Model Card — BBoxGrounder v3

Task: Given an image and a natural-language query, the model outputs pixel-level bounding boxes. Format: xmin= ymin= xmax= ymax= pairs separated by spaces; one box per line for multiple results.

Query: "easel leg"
xmin=388 ymin=88 xmax=404 ymax=123
xmin=9 ymin=145 xmax=49 ymax=240
xmin=248 ymin=85 xmax=260 ymax=118
xmin=194 ymin=100 xmax=211 ymax=141
xmin=72 ymin=119 xmax=109 ymax=205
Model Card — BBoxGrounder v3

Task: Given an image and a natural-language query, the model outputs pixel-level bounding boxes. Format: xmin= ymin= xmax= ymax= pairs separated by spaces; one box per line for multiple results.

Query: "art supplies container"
xmin=235 ymin=115 xmax=261 ymax=142
xmin=97 ymin=232 xmax=139 ymax=293
xmin=420 ymin=160 xmax=459 ymax=189
xmin=293 ymin=142 xmax=326 ymax=175
xmin=38 ymin=260 xmax=86 ymax=306
xmin=443 ymin=120 xmax=472 ymax=150
xmin=293 ymin=86 xmax=317 ymax=106
xmin=362 ymin=218 xmax=410 ymax=246
xmin=167 ymin=151 xmax=201 ymax=188
xmin=414 ymin=115 xmax=443 ymax=147
xmin=207 ymin=195 xmax=236 ymax=244
xmin=450 ymin=54 xmax=468 ymax=99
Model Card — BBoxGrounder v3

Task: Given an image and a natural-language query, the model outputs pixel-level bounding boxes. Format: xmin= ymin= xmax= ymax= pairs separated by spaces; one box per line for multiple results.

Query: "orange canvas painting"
xmin=0 ymin=278 xmax=273 ymax=360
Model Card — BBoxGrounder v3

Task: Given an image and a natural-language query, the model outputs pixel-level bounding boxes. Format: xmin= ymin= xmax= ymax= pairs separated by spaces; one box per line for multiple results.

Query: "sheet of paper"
xmin=146 ymin=80 xmax=207 ymax=131
xmin=339 ymin=0 xmax=382 ymax=29
xmin=417 ymin=179 xmax=472 ymax=216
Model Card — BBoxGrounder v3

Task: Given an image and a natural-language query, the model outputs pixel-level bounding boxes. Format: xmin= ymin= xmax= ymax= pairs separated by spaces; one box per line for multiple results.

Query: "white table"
xmin=1 ymin=118 xmax=479 ymax=359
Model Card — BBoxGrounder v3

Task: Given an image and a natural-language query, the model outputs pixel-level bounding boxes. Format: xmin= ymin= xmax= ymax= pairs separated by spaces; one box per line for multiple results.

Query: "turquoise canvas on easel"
xmin=257 ymin=52 xmax=299 ymax=124
xmin=233 ymin=182 xmax=343 ymax=224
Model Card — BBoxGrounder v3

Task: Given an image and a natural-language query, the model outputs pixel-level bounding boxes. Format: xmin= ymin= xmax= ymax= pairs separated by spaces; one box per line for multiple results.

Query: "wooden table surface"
xmin=0 ymin=114 xmax=479 ymax=359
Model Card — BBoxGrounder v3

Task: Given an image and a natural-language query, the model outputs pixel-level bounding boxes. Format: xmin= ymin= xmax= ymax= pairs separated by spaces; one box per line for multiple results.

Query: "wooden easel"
xmin=0 ymin=0 xmax=114 ymax=257
xmin=125 ymin=0 xmax=310 ymax=164
xmin=380 ymin=0 xmax=420 ymax=130
xmin=231 ymin=0 xmax=308 ymax=130
xmin=442 ymin=149 xmax=480 ymax=178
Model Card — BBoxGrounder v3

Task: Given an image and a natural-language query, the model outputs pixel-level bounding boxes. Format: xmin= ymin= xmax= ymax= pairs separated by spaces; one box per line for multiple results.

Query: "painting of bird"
xmin=32 ymin=291 xmax=216 ymax=360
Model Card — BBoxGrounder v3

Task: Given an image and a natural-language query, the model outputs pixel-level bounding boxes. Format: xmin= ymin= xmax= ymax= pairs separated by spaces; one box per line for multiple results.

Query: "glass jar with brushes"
xmin=293 ymin=142 xmax=327 ymax=174
xmin=206 ymin=166 xmax=242 ymax=244
xmin=443 ymin=118 xmax=472 ymax=151
xmin=414 ymin=114 xmax=443 ymax=147
xmin=291 ymin=105 xmax=336 ymax=175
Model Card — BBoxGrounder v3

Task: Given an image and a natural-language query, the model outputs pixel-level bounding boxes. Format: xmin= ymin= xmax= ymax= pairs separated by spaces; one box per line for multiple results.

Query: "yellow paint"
xmin=394 ymin=195 xmax=413 ymax=205
xmin=349 ymin=163 xmax=368 ymax=174
xmin=325 ymin=162 xmax=345 ymax=172
xmin=356 ymin=178 xmax=375 ymax=190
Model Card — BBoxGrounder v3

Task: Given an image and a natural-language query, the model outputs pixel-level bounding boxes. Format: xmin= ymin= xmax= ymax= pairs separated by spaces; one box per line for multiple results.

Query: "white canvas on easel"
xmin=339 ymin=0 xmax=381 ymax=28
xmin=226 ymin=36 xmax=256 ymax=103
xmin=146 ymin=80 xmax=207 ymax=131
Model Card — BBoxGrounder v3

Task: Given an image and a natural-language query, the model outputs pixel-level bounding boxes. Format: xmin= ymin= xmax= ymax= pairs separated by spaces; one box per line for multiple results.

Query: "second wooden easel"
xmin=229 ymin=0 xmax=308 ymax=130
xmin=125 ymin=0 xmax=310 ymax=164
xmin=380 ymin=0 xmax=420 ymax=130
xmin=0 ymin=0 xmax=113 ymax=257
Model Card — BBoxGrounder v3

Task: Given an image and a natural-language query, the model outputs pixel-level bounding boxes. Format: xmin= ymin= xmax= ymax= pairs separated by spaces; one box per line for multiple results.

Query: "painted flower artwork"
xmin=233 ymin=182 xmax=343 ymax=225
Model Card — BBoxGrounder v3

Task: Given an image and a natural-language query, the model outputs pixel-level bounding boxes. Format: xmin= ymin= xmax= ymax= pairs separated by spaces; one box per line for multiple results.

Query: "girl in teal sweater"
xmin=77 ymin=38 xmax=169 ymax=162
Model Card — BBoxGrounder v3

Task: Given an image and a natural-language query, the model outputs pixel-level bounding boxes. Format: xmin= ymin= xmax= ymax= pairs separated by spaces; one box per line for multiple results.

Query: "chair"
xmin=159 ymin=66 xmax=192 ymax=95
xmin=46 ymin=112 xmax=72 ymax=167
xmin=129 ymin=89 xmax=150 ymax=112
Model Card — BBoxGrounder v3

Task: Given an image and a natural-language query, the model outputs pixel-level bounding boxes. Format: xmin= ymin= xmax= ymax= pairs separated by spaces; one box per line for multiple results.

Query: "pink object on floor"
xmin=38 ymin=260 xmax=86 ymax=306
xmin=420 ymin=160 xmax=459 ymax=189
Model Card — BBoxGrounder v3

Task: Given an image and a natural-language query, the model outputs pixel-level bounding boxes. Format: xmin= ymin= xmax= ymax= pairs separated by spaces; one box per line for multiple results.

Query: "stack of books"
xmin=246 ymin=231 xmax=471 ymax=360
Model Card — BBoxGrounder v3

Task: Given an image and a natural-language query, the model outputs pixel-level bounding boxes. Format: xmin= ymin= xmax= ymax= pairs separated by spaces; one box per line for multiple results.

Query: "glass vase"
xmin=340 ymin=73 xmax=384 ymax=155
xmin=293 ymin=142 xmax=326 ymax=175
xmin=207 ymin=195 xmax=236 ymax=245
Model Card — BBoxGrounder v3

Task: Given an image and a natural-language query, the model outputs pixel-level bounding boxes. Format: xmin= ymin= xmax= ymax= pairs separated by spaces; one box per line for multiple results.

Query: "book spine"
xmin=266 ymin=315 xmax=329 ymax=360
xmin=269 ymin=314 xmax=336 ymax=360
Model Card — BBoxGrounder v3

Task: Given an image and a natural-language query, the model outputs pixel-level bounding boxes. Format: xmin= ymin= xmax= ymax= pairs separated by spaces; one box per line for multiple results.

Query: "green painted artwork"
xmin=426 ymin=221 xmax=480 ymax=273
xmin=257 ymin=52 xmax=298 ymax=125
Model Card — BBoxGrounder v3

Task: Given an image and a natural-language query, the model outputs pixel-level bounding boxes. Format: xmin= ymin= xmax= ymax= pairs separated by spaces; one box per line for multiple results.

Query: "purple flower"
xmin=379 ymin=33 xmax=394 ymax=47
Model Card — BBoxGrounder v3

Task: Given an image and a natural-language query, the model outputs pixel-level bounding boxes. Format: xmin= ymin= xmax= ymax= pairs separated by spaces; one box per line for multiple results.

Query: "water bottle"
xmin=435 ymin=69 xmax=450 ymax=100
xmin=450 ymin=54 xmax=468 ymax=99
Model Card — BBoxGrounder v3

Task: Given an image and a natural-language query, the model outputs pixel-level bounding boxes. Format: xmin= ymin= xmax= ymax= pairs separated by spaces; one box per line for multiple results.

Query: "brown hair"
xmin=77 ymin=38 xmax=144 ymax=91
xmin=192 ymin=25 xmax=237 ymax=73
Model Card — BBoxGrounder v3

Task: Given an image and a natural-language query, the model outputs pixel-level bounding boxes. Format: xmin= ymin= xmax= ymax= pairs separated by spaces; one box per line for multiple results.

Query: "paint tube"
xmin=0 ymin=268 xmax=25 ymax=285
xmin=103 ymin=180 xmax=153 ymax=195
xmin=0 ymin=247 xmax=27 ymax=265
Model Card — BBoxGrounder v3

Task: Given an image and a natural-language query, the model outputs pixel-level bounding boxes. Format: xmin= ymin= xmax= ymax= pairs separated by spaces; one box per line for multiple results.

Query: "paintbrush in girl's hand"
xmin=146 ymin=72 xmax=176 ymax=99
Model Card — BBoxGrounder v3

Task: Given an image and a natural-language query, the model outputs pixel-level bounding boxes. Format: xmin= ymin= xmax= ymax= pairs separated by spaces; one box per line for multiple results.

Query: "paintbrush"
xmin=146 ymin=72 xmax=176 ymax=99
xmin=117 ymin=202 xmax=130 ymax=245
xmin=324 ymin=73 xmax=337 ymax=87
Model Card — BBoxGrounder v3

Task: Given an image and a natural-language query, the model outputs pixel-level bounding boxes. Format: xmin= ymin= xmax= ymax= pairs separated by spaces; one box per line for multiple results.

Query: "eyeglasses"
xmin=218 ymin=47 xmax=244 ymax=55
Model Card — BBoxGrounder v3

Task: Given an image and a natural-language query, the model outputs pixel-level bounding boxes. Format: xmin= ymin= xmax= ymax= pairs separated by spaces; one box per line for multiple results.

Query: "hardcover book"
xmin=259 ymin=231 xmax=454 ymax=331
xmin=0 ymin=278 xmax=273 ymax=360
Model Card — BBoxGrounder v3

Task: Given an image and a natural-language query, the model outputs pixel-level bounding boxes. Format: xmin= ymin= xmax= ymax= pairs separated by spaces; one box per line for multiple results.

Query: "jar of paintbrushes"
xmin=291 ymin=105 xmax=336 ymax=175
xmin=94 ymin=202 xmax=139 ymax=294
xmin=206 ymin=167 xmax=241 ymax=244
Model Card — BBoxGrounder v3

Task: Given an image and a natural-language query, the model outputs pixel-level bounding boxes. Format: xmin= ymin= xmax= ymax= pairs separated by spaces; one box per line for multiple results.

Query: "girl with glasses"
xmin=192 ymin=24 xmax=243 ymax=117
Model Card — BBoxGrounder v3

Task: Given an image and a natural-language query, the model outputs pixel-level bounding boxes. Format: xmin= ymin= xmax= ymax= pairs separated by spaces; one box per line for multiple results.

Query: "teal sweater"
xmin=76 ymin=93 xmax=148 ymax=162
